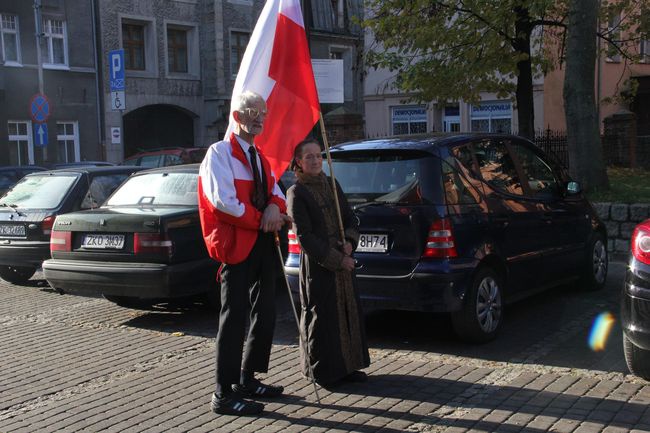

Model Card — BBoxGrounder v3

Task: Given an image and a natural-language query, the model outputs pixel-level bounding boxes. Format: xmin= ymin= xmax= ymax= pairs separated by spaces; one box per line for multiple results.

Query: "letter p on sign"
xmin=108 ymin=49 xmax=125 ymax=91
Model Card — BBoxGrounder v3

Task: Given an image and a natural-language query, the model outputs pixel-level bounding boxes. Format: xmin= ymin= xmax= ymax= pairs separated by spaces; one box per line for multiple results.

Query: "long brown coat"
xmin=287 ymin=173 xmax=369 ymax=385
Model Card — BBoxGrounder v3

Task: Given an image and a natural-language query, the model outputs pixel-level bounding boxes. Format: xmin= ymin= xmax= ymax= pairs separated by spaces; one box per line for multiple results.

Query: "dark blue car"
xmin=284 ymin=134 xmax=608 ymax=342
xmin=622 ymin=220 xmax=650 ymax=379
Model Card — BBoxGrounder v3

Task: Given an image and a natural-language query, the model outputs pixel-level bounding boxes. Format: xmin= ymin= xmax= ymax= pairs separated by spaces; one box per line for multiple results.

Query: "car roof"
xmin=131 ymin=163 xmax=200 ymax=175
xmin=27 ymin=165 xmax=142 ymax=176
xmin=331 ymin=133 xmax=528 ymax=153
xmin=51 ymin=161 xmax=115 ymax=168
xmin=125 ymin=147 xmax=205 ymax=158
xmin=0 ymin=165 xmax=48 ymax=171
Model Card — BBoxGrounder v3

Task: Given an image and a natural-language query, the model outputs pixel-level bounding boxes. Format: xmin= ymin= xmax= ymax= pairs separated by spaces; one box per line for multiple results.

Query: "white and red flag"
xmin=226 ymin=0 xmax=321 ymax=177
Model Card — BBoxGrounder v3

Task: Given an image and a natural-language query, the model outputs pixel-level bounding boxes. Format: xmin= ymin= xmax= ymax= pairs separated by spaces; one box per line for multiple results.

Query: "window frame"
xmin=0 ymin=13 xmax=21 ymax=66
xmin=7 ymin=120 xmax=34 ymax=165
xmin=42 ymin=18 xmax=68 ymax=68
xmin=56 ymin=121 xmax=80 ymax=163
xmin=640 ymin=39 xmax=650 ymax=64
xmin=230 ymin=29 xmax=250 ymax=79
xmin=470 ymin=101 xmax=512 ymax=134
xmin=119 ymin=15 xmax=157 ymax=77
xmin=164 ymin=20 xmax=199 ymax=78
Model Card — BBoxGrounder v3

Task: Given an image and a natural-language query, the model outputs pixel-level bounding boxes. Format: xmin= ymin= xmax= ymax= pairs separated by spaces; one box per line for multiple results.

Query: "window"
xmin=123 ymin=23 xmax=146 ymax=70
xmin=392 ymin=106 xmax=427 ymax=135
xmin=42 ymin=18 xmax=67 ymax=66
xmin=606 ymin=14 xmax=621 ymax=62
xmin=1 ymin=13 xmax=20 ymax=64
xmin=641 ymin=39 xmax=650 ymax=63
xmin=330 ymin=47 xmax=353 ymax=101
xmin=470 ymin=101 xmax=512 ymax=133
xmin=56 ymin=122 xmax=79 ymax=163
xmin=473 ymin=140 xmax=523 ymax=196
xmin=167 ymin=27 xmax=188 ymax=73
xmin=230 ymin=31 xmax=250 ymax=77
xmin=80 ymin=174 xmax=130 ymax=210
xmin=443 ymin=106 xmax=460 ymax=132
xmin=330 ymin=0 xmax=344 ymax=28
xmin=7 ymin=121 xmax=32 ymax=165
xmin=509 ymin=142 xmax=560 ymax=198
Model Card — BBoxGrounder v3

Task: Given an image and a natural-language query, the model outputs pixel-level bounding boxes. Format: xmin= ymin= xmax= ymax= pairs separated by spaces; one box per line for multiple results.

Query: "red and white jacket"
xmin=198 ymin=133 xmax=287 ymax=264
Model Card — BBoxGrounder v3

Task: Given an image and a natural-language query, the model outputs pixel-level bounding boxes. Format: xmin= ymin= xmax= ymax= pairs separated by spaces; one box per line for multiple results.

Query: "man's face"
xmin=237 ymin=99 xmax=267 ymax=137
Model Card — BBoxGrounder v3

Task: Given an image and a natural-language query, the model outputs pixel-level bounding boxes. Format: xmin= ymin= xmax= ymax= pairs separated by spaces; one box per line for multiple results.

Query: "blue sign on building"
xmin=34 ymin=123 xmax=48 ymax=147
xmin=109 ymin=49 xmax=125 ymax=91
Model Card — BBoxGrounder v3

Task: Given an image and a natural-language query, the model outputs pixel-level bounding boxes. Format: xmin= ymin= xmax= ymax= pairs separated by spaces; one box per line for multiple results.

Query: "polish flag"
xmin=226 ymin=0 xmax=321 ymax=178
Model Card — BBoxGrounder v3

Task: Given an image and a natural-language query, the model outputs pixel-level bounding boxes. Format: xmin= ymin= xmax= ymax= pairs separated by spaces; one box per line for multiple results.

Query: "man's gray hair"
xmin=232 ymin=91 xmax=265 ymax=113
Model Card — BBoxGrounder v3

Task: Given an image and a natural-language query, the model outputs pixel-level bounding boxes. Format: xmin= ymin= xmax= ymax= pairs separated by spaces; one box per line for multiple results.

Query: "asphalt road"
xmin=1 ymin=259 xmax=649 ymax=432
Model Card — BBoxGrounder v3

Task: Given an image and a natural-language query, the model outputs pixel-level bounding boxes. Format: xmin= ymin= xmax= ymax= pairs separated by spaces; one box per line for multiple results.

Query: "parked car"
xmin=121 ymin=147 xmax=208 ymax=168
xmin=0 ymin=165 xmax=48 ymax=197
xmin=42 ymin=164 xmax=219 ymax=308
xmin=284 ymin=133 xmax=608 ymax=342
xmin=622 ymin=220 xmax=650 ymax=379
xmin=50 ymin=161 xmax=116 ymax=169
xmin=0 ymin=166 xmax=142 ymax=284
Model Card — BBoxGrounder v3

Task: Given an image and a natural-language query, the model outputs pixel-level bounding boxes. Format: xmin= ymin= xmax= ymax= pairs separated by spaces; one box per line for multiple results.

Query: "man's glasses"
xmin=240 ymin=107 xmax=268 ymax=120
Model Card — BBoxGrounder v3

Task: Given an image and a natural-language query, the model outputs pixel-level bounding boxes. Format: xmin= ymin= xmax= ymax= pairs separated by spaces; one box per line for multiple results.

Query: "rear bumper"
xmin=622 ymin=258 xmax=650 ymax=350
xmin=42 ymin=258 xmax=217 ymax=299
xmin=284 ymin=258 xmax=473 ymax=313
xmin=0 ymin=241 xmax=50 ymax=267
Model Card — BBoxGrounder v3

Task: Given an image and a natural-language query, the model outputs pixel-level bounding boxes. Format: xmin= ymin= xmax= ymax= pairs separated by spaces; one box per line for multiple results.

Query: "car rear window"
xmin=106 ymin=172 xmax=198 ymax=206
xmin=0 ymin=174 xmax=79 ymax=209
xmin=328 ymin=150 xmax=443 ymax=205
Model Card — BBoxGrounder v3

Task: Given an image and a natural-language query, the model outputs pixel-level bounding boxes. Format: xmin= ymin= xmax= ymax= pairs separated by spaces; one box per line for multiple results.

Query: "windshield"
xmin=106 ymin=172 xmax=198 ymax=206
xmin=327 ymin=151 xmax=443 ymax=205
xmin=0 ymin=174 xmax=79 ymax=209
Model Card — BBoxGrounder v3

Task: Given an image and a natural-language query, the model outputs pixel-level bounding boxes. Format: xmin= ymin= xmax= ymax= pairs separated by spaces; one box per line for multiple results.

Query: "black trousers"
xmin=215 ymin=231 xmax=277 ymax=394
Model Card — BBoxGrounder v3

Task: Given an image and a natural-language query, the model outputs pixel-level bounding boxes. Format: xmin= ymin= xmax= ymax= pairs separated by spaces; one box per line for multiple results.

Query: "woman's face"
xmin=297 ymin=142 xmax=323 ymax=176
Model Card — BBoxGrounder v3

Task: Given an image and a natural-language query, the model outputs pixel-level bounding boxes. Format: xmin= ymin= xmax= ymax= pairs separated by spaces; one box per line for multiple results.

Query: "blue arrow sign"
xmin=109 ymin=49 xmax=125 ymax=91
xmin=34 ymin=123 xmax=48 ymax=147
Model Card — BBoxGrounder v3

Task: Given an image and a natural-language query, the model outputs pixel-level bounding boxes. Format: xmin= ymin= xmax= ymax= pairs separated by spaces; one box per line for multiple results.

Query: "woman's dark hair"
xmin=290 ymin=137 xmax=321 ymax=172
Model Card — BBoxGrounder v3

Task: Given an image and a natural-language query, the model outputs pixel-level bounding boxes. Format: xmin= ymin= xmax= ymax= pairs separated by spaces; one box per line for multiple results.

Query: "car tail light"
xmin=41 ymin=215 xmax=55 ymax=235
xmin=134 ymin=232 xmax=173 ymax=257
xmin=631 ymin=222 xmax=650 ymax=265
xmin=288 ymin=230 xmax=301 ymax=254
xmin=50 ymin=231 xmax=72 ymax=252
xmin=422 ymin=218 xmax=458 ymax=258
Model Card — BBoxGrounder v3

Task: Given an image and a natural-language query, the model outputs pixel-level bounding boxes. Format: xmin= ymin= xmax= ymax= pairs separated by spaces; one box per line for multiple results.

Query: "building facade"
xmin=0 ymin=0 xmax=101 ymax=166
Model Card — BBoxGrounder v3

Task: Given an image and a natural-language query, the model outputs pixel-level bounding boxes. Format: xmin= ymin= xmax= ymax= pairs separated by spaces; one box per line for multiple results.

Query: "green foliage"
xmin=363 ymin=0 xmax=647 ymax=104
xmin=587 ymin=167 xmax=650 ymax=204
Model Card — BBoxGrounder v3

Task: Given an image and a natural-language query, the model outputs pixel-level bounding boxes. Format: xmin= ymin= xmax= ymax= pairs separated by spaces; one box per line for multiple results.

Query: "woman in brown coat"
xmin=286 ymin=138 xmax=370 ymax=387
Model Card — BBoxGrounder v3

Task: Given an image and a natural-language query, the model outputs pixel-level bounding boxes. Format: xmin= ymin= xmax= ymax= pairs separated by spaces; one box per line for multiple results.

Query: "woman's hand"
xmin=342 ymin=241 xmax=353 ymax=256
xmin=340 ymin=256 xmax=355 ymax=272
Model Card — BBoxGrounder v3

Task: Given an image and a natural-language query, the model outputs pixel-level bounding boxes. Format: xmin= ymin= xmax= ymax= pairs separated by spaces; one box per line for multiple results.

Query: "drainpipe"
xmin=596 ymin=0 xmax=602 ymax=131
xmin=91 ymin=0 xmax=106 ymax=160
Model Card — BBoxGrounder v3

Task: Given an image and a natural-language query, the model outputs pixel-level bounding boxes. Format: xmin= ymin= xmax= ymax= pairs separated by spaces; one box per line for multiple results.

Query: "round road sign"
xmin=30 ymin=93 xmax=51 ymax=123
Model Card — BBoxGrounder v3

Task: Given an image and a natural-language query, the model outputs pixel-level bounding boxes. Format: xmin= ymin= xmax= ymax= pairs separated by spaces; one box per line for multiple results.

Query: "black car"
xmin=622 ymin=220 xmax=650 ymax=379
xmin=0 ymin=165 xmax=48 ymax=196
xmin=0 ymin=166 xmax=141 ymax=284
xmin=42 ymin=164 xmax=218 ymax=308
xmin=50 ymin=161 xmax=116 ymax=169
xmin=284 ymin=134 xmax=608 ymax=342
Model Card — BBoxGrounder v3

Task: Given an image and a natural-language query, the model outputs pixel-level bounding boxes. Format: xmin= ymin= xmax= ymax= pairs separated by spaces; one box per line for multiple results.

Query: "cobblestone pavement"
xmin=1 ymin=261 xmax=649 ymax=432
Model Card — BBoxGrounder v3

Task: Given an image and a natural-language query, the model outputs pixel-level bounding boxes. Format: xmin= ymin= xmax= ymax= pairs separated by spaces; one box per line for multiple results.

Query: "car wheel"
xmin=582 ymin=232 xmax=608 ymax=291
xmin=103 ymin=295 xmax=152 ymax=310
xmin=623 ymin=334 xmax=650 ymax=380
xmin=451 ymin=266 xmax=503 ymax=343
xmin=0 ymin=265 xmax=37 ymax=285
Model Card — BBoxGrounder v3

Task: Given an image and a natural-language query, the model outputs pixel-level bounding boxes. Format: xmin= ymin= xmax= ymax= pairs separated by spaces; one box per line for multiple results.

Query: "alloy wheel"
xmin=475 ymin=276 xmax=502 ymax=334
xmin=592 ymin=239 xmax=607 ymax=285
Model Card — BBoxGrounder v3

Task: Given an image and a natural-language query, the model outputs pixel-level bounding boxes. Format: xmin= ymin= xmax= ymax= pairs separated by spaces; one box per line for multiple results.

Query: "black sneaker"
xmin=232 ymin=378 xmax=284 ymax=398
xmin=342 ymin=371 xmax=368 ymax=383
xmin=210 ymin=392 xmax=264 ymax=416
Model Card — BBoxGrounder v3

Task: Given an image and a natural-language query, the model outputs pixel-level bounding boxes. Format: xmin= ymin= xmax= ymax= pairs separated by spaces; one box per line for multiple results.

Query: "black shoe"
xmin=210 ymin=392 xmax=264 ymax=416
xmin=232 ymin=378 xmax=284 ymax=398
xmin=342 ymin=371 xmax=368 ymax=383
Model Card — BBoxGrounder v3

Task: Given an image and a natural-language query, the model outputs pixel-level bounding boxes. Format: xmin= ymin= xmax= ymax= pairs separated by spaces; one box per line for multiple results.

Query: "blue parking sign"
xmin=109 ymin=49 xmax=125 ymax=91
xmin=34 ymin=123 xmax=48 ymax=147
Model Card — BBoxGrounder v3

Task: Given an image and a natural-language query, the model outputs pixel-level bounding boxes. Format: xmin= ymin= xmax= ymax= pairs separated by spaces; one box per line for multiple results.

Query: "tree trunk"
xmin=563 ymin=0 xmax=609 ymax=191
xmin=514 ymin=7 xmax=535 ymax=139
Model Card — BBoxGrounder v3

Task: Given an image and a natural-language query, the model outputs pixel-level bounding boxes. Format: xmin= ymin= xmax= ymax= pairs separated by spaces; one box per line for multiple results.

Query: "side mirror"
xmin=566 ymin=181 xmax=581 ymax=195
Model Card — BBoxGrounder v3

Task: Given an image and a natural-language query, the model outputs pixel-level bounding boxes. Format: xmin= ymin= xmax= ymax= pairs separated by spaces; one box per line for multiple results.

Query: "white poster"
xmin=110 ymin=127 xmax=121 ymax=144
xmin=311 ymin=59 xmax=344 ymax=104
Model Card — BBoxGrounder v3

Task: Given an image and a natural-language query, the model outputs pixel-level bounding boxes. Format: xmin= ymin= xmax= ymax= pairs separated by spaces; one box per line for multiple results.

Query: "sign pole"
xmin=33 ymin=0 xmax=47 ymax=161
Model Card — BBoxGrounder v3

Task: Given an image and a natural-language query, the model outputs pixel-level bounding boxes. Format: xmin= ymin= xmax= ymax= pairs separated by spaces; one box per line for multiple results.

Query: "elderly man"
xmin=198 ymin=91 xmax=292 ymax=415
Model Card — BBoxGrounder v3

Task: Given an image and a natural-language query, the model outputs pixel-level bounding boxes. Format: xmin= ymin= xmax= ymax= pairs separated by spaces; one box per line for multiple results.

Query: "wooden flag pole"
xmin=319 ymin=112 xmax=346 ymax=246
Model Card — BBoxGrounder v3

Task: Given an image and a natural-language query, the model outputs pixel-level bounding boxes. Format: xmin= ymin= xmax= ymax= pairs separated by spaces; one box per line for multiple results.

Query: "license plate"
xmin=0 ymin=224 xmax=25 ymax=236
xmin=357 ymin=233 xmax=388 ymax=253
xmin=82 ymin=234 xmax=125 ymax=249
